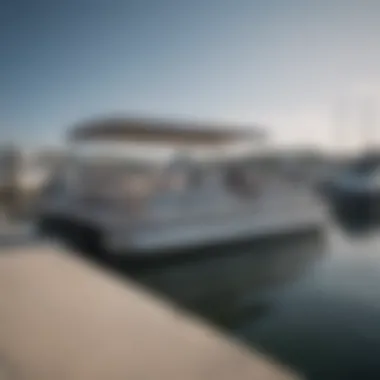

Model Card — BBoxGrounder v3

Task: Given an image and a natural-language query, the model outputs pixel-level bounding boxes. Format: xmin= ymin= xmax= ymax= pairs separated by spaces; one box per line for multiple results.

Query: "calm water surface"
xmin=237 ymin=222 xmax=380 ymax=379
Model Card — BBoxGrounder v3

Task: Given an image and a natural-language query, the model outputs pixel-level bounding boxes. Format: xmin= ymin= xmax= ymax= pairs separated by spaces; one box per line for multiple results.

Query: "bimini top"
xmin=68 ymin=116 xmax=266 ymax=146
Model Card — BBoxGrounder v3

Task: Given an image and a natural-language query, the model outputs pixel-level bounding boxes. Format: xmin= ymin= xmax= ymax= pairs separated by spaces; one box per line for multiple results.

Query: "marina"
xmin=2 ymin=117 xmax=380 ymax=379
xmin=7 ymin=1 xmax=380 ymax=377
xmin=1 ymin=117 xmax=375 ymax=379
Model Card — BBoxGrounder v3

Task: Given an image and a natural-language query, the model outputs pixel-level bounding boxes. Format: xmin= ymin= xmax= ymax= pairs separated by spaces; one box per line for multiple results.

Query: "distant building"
xmin=0 ymin=144 xmax=22 ymax=188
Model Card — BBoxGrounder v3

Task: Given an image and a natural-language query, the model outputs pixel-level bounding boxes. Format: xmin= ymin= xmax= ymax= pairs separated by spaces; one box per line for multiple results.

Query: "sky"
xmin=2 ymin=0 xmax=380 ymax=150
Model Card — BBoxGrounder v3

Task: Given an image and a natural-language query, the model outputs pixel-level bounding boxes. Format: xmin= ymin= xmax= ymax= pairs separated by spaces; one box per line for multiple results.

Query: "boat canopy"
xmin=68 ymin=116 xmax=266 ymax=146
xmin=67 ymin=116 xmax=268 ymax=165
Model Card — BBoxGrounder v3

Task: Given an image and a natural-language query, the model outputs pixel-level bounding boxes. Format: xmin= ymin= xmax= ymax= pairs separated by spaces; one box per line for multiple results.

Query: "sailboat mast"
xmin=360 ymin=96 xmax=377 ymax=152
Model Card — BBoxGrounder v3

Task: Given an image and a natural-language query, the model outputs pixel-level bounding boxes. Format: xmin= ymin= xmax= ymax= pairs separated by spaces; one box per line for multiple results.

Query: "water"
xmin=236 ymin=222 xmax=380 ymax=379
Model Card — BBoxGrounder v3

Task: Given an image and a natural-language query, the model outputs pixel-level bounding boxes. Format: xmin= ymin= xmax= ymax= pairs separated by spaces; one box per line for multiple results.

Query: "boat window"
xmin=122 ymin=173 xmax=156 ymax=198
xmin=162 ymin=157 xmax=203 ymax=192
xmin=163 ymin=172 xmax=188 ymax=192
xmin=188 ymin=167 xmax=203 ymax=187
xmin=223 ymin=163 xmax=263 ymax=196
xmin=69 ymin=161 xmax=157 ymax=202
xmin=41 ymin=170 xmax=65 ymax=197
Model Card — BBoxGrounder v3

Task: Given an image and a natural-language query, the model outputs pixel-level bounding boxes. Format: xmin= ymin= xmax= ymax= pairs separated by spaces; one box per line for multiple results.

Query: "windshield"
xmin=66 ymin=160 xmax=157 ymax=203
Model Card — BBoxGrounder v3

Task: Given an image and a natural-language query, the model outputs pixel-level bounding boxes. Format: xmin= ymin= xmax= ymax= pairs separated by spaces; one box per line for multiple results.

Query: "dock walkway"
xmin=0 ymin=244 xmax=299 ymax=379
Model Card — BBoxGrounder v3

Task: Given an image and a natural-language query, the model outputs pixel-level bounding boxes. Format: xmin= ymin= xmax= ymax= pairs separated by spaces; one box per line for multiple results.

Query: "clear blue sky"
xmin=2 ymin=0 xmax=380 ymax=149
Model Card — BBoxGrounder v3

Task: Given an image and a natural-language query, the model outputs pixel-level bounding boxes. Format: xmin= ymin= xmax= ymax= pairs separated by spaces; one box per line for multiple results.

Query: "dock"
xmin=0 ymin=244 xmax=300 ymax=379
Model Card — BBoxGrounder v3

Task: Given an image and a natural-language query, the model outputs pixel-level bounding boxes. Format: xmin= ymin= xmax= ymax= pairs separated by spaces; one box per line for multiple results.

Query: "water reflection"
xmin=237 ymin=226 xmax=380 ymax=379
xmin=87 ymin=230 xmax=327 ymax=327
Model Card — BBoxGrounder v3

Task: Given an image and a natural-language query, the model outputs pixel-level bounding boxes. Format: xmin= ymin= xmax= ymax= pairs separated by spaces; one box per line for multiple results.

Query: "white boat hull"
xmin=36 ymin=170 xmax=327 ymax=258
xmin=107 ymin=203 xmax=325 ymax=255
